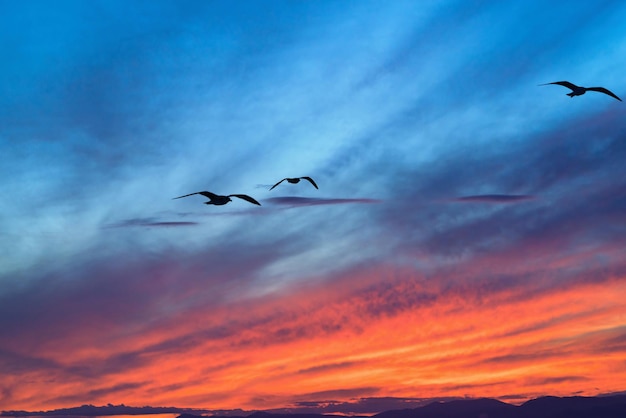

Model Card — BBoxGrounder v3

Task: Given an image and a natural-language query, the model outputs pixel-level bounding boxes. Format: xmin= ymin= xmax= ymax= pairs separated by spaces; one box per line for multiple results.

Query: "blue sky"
xmin=1 ymin=0 xmax=626 ymax=413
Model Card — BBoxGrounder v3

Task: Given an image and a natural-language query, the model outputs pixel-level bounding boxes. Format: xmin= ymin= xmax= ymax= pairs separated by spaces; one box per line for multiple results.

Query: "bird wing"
xmin=269 ymin=178 xmax=286 ymax=190
xmin=539 ymin=81 xmax=579 ymax=91
xmin=197 ymin=191 xmax=219 ymax=199
xmin=301 ymin=176 xmax=319 ymax=189
xmin=230 ymin=194 xmax=261 ymax=205
xmin=173 ymin=192 xmax=201 ymax=199
xmin=586 ymin=87 xmax=622 ymax=101
xmin=172 ymin=191 xmax=216 ymax=200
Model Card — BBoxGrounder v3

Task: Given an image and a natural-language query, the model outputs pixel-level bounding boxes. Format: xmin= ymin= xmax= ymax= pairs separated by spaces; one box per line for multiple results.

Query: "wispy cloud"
xmin=2 ymin=0 xmax=626 ymax=412
xmin=266 ymin=197 xmax=381 ymax=207
xmin=297 ymin=361 xmax=360 ymax=375
xmin=280 ymin=395 xmax=450 ymax=415
xmin=44 ymin=382 xmax=148 ymax=406
xmin=103 ymin=218 xmax=200 ymax=228
xmin=523 ymin=376 xmax=590 ymax=386
xmin=452 ymin=194 xmax=536 ymax=203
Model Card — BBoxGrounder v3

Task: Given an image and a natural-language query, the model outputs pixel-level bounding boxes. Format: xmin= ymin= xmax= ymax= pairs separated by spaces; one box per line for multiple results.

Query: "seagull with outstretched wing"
xmin=173 ymin=191 xmax=261 ymax=206
xmin=270 ymin=176 xmax=319 ymax=191
xmin=540 ymin=81 xmax=622 ymax=101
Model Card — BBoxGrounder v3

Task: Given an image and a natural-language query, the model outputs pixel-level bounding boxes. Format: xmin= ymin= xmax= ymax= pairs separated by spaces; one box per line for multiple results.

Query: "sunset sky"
xmin=1 ymin=0 xmax=626 ymax=414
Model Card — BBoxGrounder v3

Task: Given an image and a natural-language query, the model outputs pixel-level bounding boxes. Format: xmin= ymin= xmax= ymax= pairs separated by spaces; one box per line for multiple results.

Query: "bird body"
xmin=173 ymin=191 xmax=261 ymax=206
xmin=270 ymin=176 xmax=318 ymax=191
xmin=540 ymin=81 xmax=622 ymax=101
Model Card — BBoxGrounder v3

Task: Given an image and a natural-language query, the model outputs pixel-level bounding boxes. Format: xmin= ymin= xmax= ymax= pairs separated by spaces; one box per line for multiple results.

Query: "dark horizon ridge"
xmin=4 ymin=394 xmax=626 ymax=418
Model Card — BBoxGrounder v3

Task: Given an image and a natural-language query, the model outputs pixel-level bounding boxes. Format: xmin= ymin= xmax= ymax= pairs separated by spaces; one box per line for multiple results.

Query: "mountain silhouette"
xmin=375 ymin=398 xmax=516 ymax=418
xmin=180 ymin=395 xmax=626 ymax=418
xmin=379 ymin=396 xmax=626 ymax=418
xmin=4 ymin=395 xmax=626 ymax=418
xmin=519 ymin=395 xmax=626 ymax=418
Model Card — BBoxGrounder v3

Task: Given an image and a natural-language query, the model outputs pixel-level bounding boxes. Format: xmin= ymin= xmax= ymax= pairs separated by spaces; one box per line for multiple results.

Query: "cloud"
xmin=0 ymin=348 xmax=63 ymax=375
xmin=523 ymin=376 xmax=590 ymax=386
xmin=279 ymin=395 xmax=472 ymax=415
xmin=292 ymin=387 xmax=380 ymax=402
xmin=452 ymin=194 xmax=536 ymax=203
xmin=103 ymin=218 xmax=200 ymax=228
xmin=266 ymin=197 xmax=381 ymax=207
xmin=43 ymin=382 xmax=148 ymax=406
xmin=297 ymin=361 xmax=359 ymax=375
xmin=2 ymin=250 xmax=626 ymax=410
xmin=3 ymin=0 xmax=626 ymax=412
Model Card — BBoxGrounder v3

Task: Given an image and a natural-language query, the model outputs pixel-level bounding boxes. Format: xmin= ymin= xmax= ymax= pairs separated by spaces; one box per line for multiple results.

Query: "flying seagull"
xmin=173 ymin=191 xmax=261 ymax=206
xmin=270 ymin=176 xmax=319 ymax=191
xmin=540 ymin=81 xmax=622 ymax=101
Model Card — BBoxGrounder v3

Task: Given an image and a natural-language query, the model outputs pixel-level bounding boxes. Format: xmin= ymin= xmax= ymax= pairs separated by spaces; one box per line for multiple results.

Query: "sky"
xmin=1 ymin=0 xmax=626 ymax=414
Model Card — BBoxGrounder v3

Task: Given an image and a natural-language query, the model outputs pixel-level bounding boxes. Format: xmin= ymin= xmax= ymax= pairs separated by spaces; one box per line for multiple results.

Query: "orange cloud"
xmin=3 ymin=259 xmax=625 ymax=411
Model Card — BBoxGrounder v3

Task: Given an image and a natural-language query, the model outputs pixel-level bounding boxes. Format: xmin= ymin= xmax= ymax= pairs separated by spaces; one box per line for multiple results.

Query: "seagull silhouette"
xmin=173 ymin=191 xmax=261 ymax=206
xmin=270 ymin=176 xmax=319 ymax=191
xmin=540 ymin=81 xmax=622 ymax=101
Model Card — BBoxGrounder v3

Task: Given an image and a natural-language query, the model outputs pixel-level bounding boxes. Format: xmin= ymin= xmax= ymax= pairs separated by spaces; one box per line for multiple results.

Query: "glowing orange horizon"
xmin=4 ymin=258 xmax=625 ymax=413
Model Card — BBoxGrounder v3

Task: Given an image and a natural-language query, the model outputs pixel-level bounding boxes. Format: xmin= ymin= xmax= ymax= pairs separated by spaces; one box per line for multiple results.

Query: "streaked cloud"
xmin=452 ymin=194 xmax=536 ymax=203
xmin=266 ymin=197 xmax=381 ymax=207
xmin=297 ymin=362 xmax=361 ymax=375
xmin=1 ymin=0 xmax=626 ymax=413
xmin=104 ymin=218 xmax=200 ymax=228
